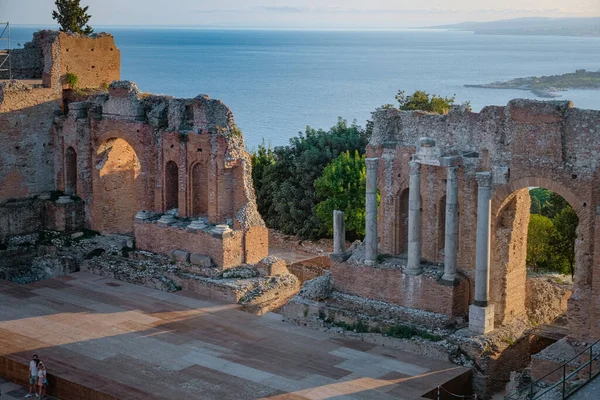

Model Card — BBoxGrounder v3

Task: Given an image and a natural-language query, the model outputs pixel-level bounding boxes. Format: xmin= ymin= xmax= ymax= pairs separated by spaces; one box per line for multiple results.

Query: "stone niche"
xmin=55 ymin=80 xmax=269 ymax=271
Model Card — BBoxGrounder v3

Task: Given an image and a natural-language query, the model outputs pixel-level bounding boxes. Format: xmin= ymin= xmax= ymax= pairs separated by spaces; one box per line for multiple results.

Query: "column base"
xmin=365 ymin=259 xmax=376 ymax=266
xmin=469 ymin=304 xmax=495 ymax=335
xmin=439 ymin=276 xmax=457 ymax=286
xmin=405 ymin=267 xmax=422 ymax=276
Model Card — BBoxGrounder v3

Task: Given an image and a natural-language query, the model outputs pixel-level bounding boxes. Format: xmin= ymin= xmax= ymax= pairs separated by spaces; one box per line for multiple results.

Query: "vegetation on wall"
xmin=52 ymin=0 xmax=94 ymax=35
xmin=63 ymin=72 xmax=78 ymax=89
xmin=395 ymin=90 xmax=459 ymax=114
xmin=527 ymin=188 xmax=578 ymax=277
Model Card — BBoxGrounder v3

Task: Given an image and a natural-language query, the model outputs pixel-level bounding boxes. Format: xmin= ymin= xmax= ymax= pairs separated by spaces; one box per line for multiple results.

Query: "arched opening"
xmin=437 ymin=195 xmax=446 ymax=261
xmin=165 ymin=161 xmax=179 ymax=212
xmin=393 ymin=188 xmax=410 ymax=255
xmin=65 ymin=147 xmax=77 ymax=195
xmin=95 ymin=138 xmax=141 ymax=234
xmin=491 ymin=186 xmax=578 ymax=328
xmin=191 ymin=162 xmax=208 ymax=216
xmin=216 ymin=166 xmax=236 ymax=221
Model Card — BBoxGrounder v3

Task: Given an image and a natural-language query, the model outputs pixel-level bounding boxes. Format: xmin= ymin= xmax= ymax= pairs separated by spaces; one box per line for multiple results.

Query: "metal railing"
xmin=505 ymin=339 xmax=600 ymax=399
xmin=0 ymin=21 xmax=11 ymax=79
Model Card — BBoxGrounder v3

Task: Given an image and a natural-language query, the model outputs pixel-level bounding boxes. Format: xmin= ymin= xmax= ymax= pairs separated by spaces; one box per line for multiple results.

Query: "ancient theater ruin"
xmin=2 ymin=29 xmax=600 ymax=399
xmin=0 ymin=31 xmax=298 ymax=313
xmin=284 ymin=99 xmax=600 ymax=396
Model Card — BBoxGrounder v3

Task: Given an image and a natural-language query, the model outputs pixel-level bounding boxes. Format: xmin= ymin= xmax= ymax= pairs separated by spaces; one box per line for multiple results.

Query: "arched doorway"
xmin=437 ymin=195 xmax=446 ymax=261
xmin=191 ymin=162 xmax=208 ymax=216
xmin=65 ymin=147 xmax=77 ymax=195
xmin=490 ymin=183 xmax=580 ymax=328
xmin=393 ymin=188 xmax=410 ymax=255
xmin=94 ymin=138 xmax=141 ymax=234
xmin=165 ymin=161 xmax=179 ymax=212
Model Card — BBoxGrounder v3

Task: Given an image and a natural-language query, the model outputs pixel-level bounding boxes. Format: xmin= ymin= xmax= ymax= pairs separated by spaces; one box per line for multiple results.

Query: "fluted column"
xmin=406 ymin=161 xmax=422 ymax=275
xmin=469 ymin=171 xmax=495 ymax=334
xmin=364 ymin=158 xmax=379 ymax=266
xmin=442 ymin=166 xmax=459 ymax=283
xmin=333 ymin=210 xmax=345 ymax=255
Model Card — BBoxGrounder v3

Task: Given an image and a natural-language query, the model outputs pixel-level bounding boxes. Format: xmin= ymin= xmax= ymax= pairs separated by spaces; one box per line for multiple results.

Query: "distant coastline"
xmin=425 ymin=17 xmax=600 ymax=37
xmin=465 ymin=70 xmax=600 ymax=98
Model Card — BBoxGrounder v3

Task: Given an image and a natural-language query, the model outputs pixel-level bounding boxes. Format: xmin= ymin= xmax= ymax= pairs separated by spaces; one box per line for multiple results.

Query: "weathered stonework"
xmin=1 ymin=31 xmax=267 ymax=275
xmin=349 ymin=100 xmax=600 ymax=339
xmin=1 ymin=31 xmax=120 ymax=90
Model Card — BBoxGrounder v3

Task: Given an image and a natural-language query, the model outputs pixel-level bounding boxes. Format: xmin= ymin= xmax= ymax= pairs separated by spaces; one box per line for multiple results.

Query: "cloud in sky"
xmin=2 ymin=0 xmax=599 ymax=28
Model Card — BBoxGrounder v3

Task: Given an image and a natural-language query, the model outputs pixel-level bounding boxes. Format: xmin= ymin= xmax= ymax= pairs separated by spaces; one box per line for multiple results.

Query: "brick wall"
xmin=0 ymin=84 xmax=60 ymax=202
xmin=331 ymin=261 xmax=470 ymax=317
xmin=370 ymin=100 xmax=600 ymax=337
xmin=46 ymin=32 xmax=120 ymax=89
xmin=134 ymin=221 xmax=267 ymax=269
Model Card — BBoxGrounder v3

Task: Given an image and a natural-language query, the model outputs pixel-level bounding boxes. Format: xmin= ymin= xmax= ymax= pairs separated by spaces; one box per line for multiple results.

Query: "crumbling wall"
xmin=45 ymin=32 xmax=120 ymax=89
xmin=0 ymin=31 xmax=44 ymax=80
xmin=55 ymin=81 xmax=264 ymax=234
xmin=526 ymin=276 xmax=572 ymax=325
xmin=0 ymin=82 xmax=59 ymax=202
xmin=369 ymin=99 xmax=600 ymax=337
xmin=2 ymin=30 xmax=118 ymax=89
xmin=490 ymin=189 xmax=530 ymax=325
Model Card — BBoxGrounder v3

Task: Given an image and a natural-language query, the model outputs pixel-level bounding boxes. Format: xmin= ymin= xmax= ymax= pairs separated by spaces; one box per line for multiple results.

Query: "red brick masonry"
xmin=331 ymin=261 xmax=469 ymax=317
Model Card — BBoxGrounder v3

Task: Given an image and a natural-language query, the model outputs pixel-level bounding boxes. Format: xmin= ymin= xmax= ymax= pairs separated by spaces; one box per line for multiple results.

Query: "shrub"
xmin=64 ymin=72 xmax=78 ymax=89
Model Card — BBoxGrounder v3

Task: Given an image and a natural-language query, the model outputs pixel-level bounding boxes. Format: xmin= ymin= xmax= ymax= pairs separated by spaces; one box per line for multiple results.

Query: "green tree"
xmin=52 ymin=0 xmax=93 ymax=35
xmin=252 ymin=118 xmax=371 ymax=239
xmin=541 ymin=192 xmax=570 ymax=219
xmin=551 ymin=207 xmax=579 ymax=277
xmin=527 ymin=214 xmax=556 ymax=271
xmin=395 ymin=90 xmax=456 ymax=114
xmin=530 ymin=188 xmax=550 ymax=214
xmin=314 ymin=151 xmax=370 ymax=240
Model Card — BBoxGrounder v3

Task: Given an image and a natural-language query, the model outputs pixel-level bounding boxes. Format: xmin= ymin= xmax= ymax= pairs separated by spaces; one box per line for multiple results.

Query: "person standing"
xmin=24 ymin=354 xmax=39 ymax=398
xmin=36 ymin=362 xmax=47 ymax=399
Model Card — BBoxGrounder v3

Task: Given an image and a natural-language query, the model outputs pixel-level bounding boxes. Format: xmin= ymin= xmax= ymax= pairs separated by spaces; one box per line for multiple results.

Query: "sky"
xmin=1 ymin=0 xmax=599 ymax=29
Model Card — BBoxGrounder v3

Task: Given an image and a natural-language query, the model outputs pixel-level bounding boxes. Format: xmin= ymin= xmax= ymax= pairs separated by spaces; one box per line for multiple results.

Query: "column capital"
xmin=475 ymin=171 xmax=493 ymax=188
xmin=365 ymin=158 xmax=379 ymax=170
xmin=409 ymin=160 xmax=421 ymax=175
xmin=446 ymin=165 xmax=459 ymax=179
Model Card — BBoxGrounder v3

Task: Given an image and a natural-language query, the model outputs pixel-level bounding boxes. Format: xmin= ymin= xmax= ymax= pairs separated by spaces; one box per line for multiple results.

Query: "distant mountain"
xmin=425 ymin=17 xmax=600 ymax=37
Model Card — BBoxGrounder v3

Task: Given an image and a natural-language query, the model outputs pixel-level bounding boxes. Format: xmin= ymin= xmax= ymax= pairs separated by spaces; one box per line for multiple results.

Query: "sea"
xmin=11 ymin=26 xmax=600 ymax=150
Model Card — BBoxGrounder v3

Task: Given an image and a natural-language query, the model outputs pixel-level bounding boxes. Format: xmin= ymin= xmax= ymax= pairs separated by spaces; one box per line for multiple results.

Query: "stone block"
xmin=256 ymin=256 xmax=289 ymax=276
xmin=190 ymin=253 xmax=213 ymax=268
xmin=468 ymin=304 xmax=495 ymax=335
xmin=171 ymin=249 xmax=190 ymax=263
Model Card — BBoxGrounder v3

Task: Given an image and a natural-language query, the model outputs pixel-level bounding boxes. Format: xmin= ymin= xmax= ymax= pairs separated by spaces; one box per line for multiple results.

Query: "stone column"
xmin=333 ymin=210 xmax=345 ymax=255
xmin=442 ymin=166 xmax=459 ymax=283
xmin=469 ymin=171 xmax=495 ymax=334
xmin=406 ymin=161 xmax=422 ymax=275
xmin=365 ymin=158 xmax=379 ymax=266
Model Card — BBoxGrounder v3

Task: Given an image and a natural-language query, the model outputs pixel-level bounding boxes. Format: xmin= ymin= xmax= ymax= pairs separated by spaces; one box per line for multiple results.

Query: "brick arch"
xmin=164 ymin=160 xmax=179 ymax=211
xmin=489 ymin=176 xmax=591 ymax=330
xmin=392 ymin=187 xmax=410 ymax=255
xmin=189 ymin=161 xmax=208 ymax=217
xmin=64 ymin=146 xmax=77 ymax=195
xmin=492 ymin=176 xmax=584 ymax=219
xmin=92 ymin=137 xmax=142 ymax=234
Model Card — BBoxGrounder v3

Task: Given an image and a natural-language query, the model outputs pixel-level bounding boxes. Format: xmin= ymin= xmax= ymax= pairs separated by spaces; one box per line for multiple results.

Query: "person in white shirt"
xmin=24 ymin=354 xmax=39 ymax=398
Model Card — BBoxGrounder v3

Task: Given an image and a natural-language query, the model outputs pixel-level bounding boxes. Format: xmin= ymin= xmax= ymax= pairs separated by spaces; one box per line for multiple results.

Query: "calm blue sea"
xmin=11 ymin=26 xmax=600 ymax=149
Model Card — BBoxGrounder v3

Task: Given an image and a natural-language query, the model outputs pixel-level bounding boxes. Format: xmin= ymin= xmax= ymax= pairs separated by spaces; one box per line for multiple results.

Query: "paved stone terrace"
xmin=0 ymin=272 xmax=469 ymax=399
